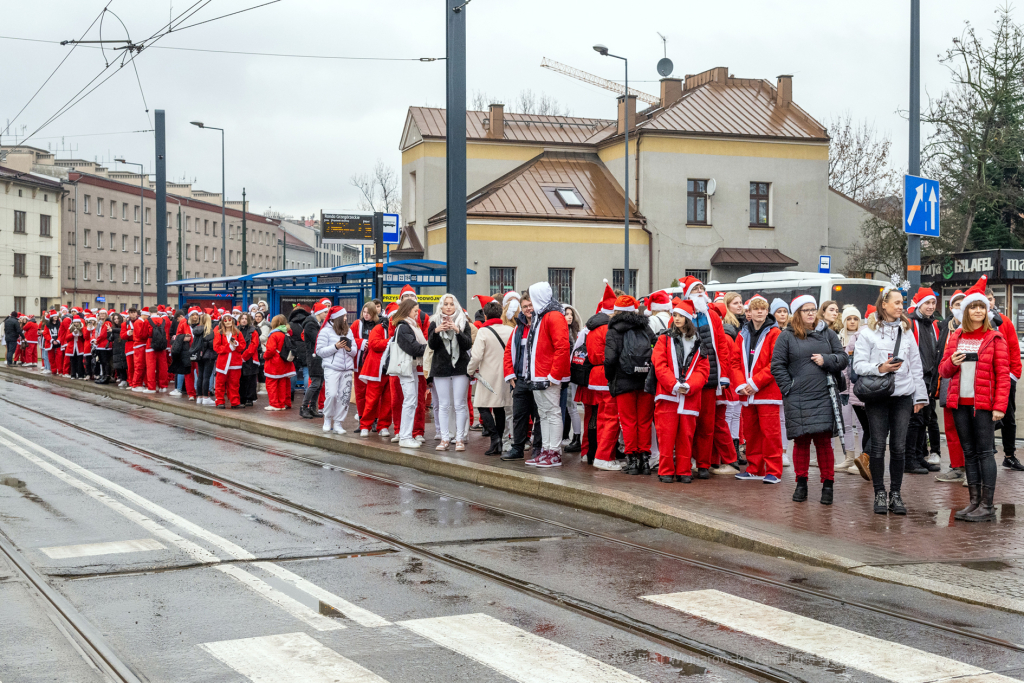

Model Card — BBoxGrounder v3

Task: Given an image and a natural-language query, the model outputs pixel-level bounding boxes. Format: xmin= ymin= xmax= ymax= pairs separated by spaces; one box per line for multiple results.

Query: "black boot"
xmin=484 ymin=438 xmax=502 ymax=456
xmin=792 ymin=476 xmax=808 ymax=502
xmin=562 ymin=419 xmax=571 ymax=442
xmin=873 ymin=489 xmax=888 ymax=514
xmin=564 ymin=434 xmax=581 ymax=453
xmin=623 ymin=452 xmax=640 ymax=475
xmin=904 ymin=452 xmax=928 ymax=474
xmin=734 ymin=438 xmax=747 ymax=466
xmin=956 ymin=485 xmax=981 ymax=520
xmin=820 ymin=479 xmax=834 ymax=506
xmin=888 ymin=490 xmax=907 ymax=515
xmin=965 ymin=486 xmax=996 ymax=521
xmin=299 ymin=406 xmax=314 ymax=419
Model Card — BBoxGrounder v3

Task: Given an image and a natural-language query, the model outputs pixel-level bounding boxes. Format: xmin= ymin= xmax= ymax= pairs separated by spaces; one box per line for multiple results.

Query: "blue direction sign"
xmin=818 ymin=255 xmax=831 ymax=273
xmin=904 ymin=174 xmax=940 ymax=237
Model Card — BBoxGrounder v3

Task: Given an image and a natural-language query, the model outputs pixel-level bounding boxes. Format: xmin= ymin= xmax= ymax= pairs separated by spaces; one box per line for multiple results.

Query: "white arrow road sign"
xmin=906 ymin=183 xmax=924 ymax=227
xmin=929 ymin=186 xmax=938 ymax=233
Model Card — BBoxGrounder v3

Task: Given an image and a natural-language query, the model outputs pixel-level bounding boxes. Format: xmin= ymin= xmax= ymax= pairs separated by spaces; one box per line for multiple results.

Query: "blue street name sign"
xmin=904 ymin=174 xmax=940 ymax=237
xmin=818 ymin=255 xmax=831 ymax=274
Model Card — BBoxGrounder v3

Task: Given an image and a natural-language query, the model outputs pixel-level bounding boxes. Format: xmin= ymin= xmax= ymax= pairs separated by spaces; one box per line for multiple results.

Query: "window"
xmin=186 ymin=271 xmax=191 ymax=279
xmin=122 ymin=202 xmax=127 ymax=220
xmin=14 ymin=297 xmax=25 ymax=314
xmin=83 ymin=195 xmax=90 ymax=213
xmin=489 ymin=267 xmax=516 ymax=296
xmin=134 ymin=236 xmax=140 ymax=253
xmin=122 ymin=265 xmax=128 ymax=283
xmin=97 ymin=198 xmax=104 ymax=215
xmin=134 ymin=267 xmax=139 ymax=284
xmin=687 ymin=179 xmax=708 ymax=224
xmin=204 ymin=219 xmax=209 ymax=235
xmin=43 ymin=193 xmax=48 ymax=202
xmin=96 ymin=262 xmax=103 ymax=281
xmin=68 ymin=266 xmax=76 ymax=281
xmin=145 ymin=238 xmax=151 ymax=255
xmin=83 ymin=229 xmax=90 ymax=247
xmin=110 ymin=264 xmax=116 ymax=282
xmin=167 ymin=240 xmax=171 ymax=256
xmin=684 ymin=268 xmax=710 ymax=283
xmin=145 ymin=268 xmax=150 ymax=285
xmin=204 ymin=246 xmax=209 ymax=262
xmin=40 ymin=214 xmax=51 ymax=236
xmin=213 ymin=248 xmax=218 ymax=263
xmin=110 ymin=232 xmax=116 ymax=249
xmin=195 ymin=245 xmax=200 ymax=261
xmin=13 ymin=253 xmax=26 ymax=277
xmin=213 ymin=222 xmax=218 ymax=238
xmin=612 ymin=268 xmax=638 ymax=297
xmin=96 ymin=230 xmax=103 ymax=248
xmin=110 ymin=201 xmax=116 ymax=218
xmin=13 ymin=210 xmax=26 ymax=233
xmin=68 ymin=231 xmax=75 ymax=245
xmin=186 ymin=243 xmax=191 ymax=260
xmin=555 ymin=188 xmax=584 ymax=208
xmin=258 ymin=231 xmax=263 ymax=245
xmin=750 ymin=182 xmax=770 ymax=226
xmin=122 ymin=234 xmax=128 ymax=251
xmin=230 ymin=251 xmax=234 ymax=266
xmin=40 ymin=255 xmax=51 ymax=278
xmin=83 ymin=261 xmax=90 ymax=280
xmin=145 ymin=207 xmax=151 ymax=224
xmin=548 ymin=268 xmax=573 ymax=306
xmin=69 ymin=198 xmax=76 ymax=212
xmin=186 ymin=216 xmax=191 ymax=232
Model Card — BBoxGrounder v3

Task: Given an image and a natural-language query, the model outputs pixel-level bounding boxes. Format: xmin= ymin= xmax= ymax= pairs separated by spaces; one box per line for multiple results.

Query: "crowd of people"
xmin=3 ymin=271 xmax=1019 ymax=521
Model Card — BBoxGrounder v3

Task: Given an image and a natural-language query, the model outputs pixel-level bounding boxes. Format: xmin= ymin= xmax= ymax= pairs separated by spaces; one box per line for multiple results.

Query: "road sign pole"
xmin=373 ymin=212 xmax=384 ymax=300
xmin=446 ymin=0 xmax=468 ymax=304
xmin=907 ymin=0 xmax=921 ymax=292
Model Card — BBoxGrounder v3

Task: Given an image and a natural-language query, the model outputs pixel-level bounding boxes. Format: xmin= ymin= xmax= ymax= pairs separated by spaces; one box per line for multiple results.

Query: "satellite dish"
xmin=657 ymin=57 xmax=674 ymax=77
xmin=707 ymin=178 xmax=717 ymax=196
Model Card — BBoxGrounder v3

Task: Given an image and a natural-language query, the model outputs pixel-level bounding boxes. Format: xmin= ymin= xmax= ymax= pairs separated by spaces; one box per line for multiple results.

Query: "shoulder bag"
xmin=853 ymin=328 xmax=901 ymax=403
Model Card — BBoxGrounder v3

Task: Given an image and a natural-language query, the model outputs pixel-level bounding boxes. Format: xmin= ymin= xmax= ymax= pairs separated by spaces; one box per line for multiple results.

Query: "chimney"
xmin=776 ymin=75 xmax=793 ymax=108
xmin=659 ymin=78 xmax=683 ymax=108
xmin=712 ymin=66 xmax=729 ymax=83
xmin=487 ymin=103 xmax=505 ymax=139
xmin=617 ymin=94 xmax=637 ymax=135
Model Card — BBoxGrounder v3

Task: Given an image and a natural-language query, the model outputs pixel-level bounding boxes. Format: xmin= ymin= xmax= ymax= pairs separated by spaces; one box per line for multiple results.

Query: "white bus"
xmin=659 ymin=271 xmax=889 ymax=314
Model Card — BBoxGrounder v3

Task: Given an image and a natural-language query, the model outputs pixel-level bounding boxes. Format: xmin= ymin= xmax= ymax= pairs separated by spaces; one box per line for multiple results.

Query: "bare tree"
xmin=471 ymin=90 xmax=502 ymax=111
xmin=844 ymin=197 xmax=908 ymax=277
xmin=350 ymin=160 xmax=401 ymax=214
xmin=513 ymin=89 xmax=537 ymax=114
xmin=827 ymin=113 xmax=900 ymax=202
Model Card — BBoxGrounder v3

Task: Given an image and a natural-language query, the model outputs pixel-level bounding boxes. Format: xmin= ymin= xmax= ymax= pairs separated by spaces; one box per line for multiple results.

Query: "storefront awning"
xmin=710 ymin=248 xmax=798 ymax=269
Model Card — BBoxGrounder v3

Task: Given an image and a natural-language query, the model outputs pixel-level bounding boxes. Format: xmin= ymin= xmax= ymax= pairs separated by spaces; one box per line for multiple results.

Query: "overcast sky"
xmin=0 ymin=0 xmax=999 ymax=218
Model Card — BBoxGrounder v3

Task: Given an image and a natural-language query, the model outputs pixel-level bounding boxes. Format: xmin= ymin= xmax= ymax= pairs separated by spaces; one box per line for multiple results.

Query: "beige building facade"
xmin=0 ymin=166 xmax=64 ymax=316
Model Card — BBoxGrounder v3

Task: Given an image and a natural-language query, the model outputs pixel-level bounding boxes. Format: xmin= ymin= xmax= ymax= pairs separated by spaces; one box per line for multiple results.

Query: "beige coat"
xmin=466 ymin=323 xmax=512 ymax=408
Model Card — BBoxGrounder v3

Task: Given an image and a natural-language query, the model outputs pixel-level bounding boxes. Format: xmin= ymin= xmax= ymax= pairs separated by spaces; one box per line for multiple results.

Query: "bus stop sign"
xmin=819 ymin=255 xmax=831 ymax=273
xmin=904 ymin=174 xmax=940 ymax=237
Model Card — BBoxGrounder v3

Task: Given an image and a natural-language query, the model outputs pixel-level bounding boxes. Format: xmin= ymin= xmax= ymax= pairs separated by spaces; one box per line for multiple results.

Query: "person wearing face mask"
xmin=853 ymin=286 xmax=929 ymax=515
xmin=935 ymin=290 xmax=967 ymax=482
xmin=905 ymin=288 xmax=942 ymax=475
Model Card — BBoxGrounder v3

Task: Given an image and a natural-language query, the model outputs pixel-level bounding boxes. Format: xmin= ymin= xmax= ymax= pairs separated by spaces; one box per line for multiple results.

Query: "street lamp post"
xmin=190 ymin=121 xmax=227 ymax=277
xmin=115 ymin=158 xmax=145 ymax=306
xmin=594 ymin=44 xmax=629 ymax=292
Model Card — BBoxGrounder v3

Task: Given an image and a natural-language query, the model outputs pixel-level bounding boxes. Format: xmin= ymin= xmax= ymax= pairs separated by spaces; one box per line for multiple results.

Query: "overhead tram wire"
xmin=167 ymin=0 xmax=282 ymax=33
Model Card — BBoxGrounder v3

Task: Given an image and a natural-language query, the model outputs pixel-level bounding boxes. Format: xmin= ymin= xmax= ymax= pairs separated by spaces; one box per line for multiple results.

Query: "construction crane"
xmin=541 ymin=57 xmax=661 ymax=107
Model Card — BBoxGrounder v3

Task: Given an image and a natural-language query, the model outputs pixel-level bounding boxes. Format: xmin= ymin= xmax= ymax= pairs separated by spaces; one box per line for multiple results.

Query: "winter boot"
xmin=792 ymin=476 xmax=808 ymax=502
xmin=623 ymin=452 xmax=641 ymax=475
xmin=734 ymin=438 xmax=746 ymax=466
xmin=955 ymin=484 xmax=981 ymax=520
xmin=639 ymin=452 xmax=652 ymax=475
xmin=873 ymin=489 xmax=888 ymax=514
xmin=835 ymin=450 xmax=856 ymax=473
xmin=904 ymin=451 xmax=928 ymax=474
xmin=965 ymin=486 xmax=996 ymax=522
xmin=564 ymin=434 xmax=582 ymax=453
xmin=820 ymin=479 xmax=834 ymax=506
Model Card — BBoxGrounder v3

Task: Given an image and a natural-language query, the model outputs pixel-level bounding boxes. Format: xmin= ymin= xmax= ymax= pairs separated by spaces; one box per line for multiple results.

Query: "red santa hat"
xmin=749 ymin=293 xmax=768 ymax=306
xmin=950 ymin=289 xmax=965 ymax=304
xmin=502 ymin=290 xmax=521 ymax=306
xmin=157 ymin=305 xmax=166 ymax=314
xmin=911 ymin=287 xmax=937 ymax=308
xmin=680 ymin=275 xmax=704 ymax=298
xmin=71 ymin=307 xmax=81 ymax=315
xmin=671 ymin=297 xmax=696 ymax=321
xmin=384 ymin=302 xmax=399 ymax=318
xmin=140 ymin=307 xmax=151 ymax=317
xmin=959 ymin=275 xmax=989 ymax=311
xmin=475 ymin=294 xmax=495 ymax=309
xmin=648 ymin=290 xmax=671 ymax=312
xmin=865 ymin=304 xmax=877 ymax=319
xmin=613 ymin=295 xmax=638 ymax=312
xmin=598 ymin=280 xmax=617 ymax=314
xmin=84 ymin=313 xmax=96 ymax=323
xmin=790 ymin=294 xmax=817 ymax=315
xmin=320 ymin=305 xmax=348 ymax=330
xmin=713 ymin=291 xmax=726 ymax=303
xmin=713 ymin=302 xmax=728 ymax=318
xmin=313 ymin=298 xmax=332 ymax=316
xmin=399 ymin=284 xmax=417 ymax=301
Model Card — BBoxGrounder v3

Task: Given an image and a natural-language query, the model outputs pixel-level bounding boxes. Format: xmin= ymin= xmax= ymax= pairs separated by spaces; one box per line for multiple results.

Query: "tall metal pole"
xmin=907 ymin=0 xmax=921 ymax=291
xmin=220 ymin=129 xmax=226 ymax=276
xmin=623 ymin=59 xmax=630 ymax=293
xmin=445 ymin=0 xmax=468 ymax=303
xmin=241 ymin=188 xmax=248 ymax=275
xmin=176 ymin=202 xmax=182 ymax=281
xmin=140 ymin=170 xmax=145 ymax=306
xmin=155 ymin=109 xmax=168 ymax=305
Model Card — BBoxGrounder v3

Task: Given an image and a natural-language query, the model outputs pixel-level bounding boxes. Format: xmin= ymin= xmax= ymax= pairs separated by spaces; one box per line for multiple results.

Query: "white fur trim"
xmin=613 ymin=304 xmax=637 ymax=312
xmin=960 ymin=292 xmax=989 ymax=312
xmin=790 ymin=294 xmax=816 ymax=314
xmin=330 ymin=308 xmax=347 ymax=321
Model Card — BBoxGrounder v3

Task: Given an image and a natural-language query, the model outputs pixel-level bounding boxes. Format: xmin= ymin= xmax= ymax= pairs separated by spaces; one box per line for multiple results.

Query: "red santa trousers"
xmin=132 ymin=346 xmax=148 ymax=388
xmin=50 ymin=348 xmax=62 ymax=375
xmin=23 ymin=343 xmax=37 ymax=365
xmin=360 ymin=380 xmax=392 ymax=431
xmin=655 ymin=401 xmax=696 ymax=477
xmin=793 ymin=431 xmax=835 ymax=482
xmin=694 ymin=387 xmax=736 ymax=468
xmin=145 ymin=349 xmax=168 ymax=390
xmin=593 ymin=392 xmax=619 ymax=462
xmin=354 ymin=376 xmax=367 ymax=419
xmin=62 ymin=350 xmax=72 ymax=375
xmin=741 ymin=403 xmax=784 ymax=477
xmin=267 ymin=377 xmax=292 ymax=409
xmin=944 ymin=407 xmax=964 ymax=468
xmin=615 ymin=390 xmax=654 ymax=453
xmin=215 ymin=369 xmax=241 ymax=407
xmin=125 ymin=351 xmax=134 ymax=385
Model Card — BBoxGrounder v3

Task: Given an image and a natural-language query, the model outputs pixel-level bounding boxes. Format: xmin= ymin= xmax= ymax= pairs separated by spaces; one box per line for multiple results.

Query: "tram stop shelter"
xmin=168 ymin=259 xmax=475 ymax=317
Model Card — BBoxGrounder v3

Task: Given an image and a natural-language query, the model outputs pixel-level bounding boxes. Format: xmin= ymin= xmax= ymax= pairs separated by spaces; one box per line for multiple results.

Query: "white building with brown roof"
xmin=399 ymin=67 xmax=871 ymax=310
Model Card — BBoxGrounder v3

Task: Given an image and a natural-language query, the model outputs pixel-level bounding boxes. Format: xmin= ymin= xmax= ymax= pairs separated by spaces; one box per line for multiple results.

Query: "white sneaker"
xmin=925 ymin=453 xmax=941 ymax=465
xmin=333 ymin=424 xmax=347 ymax=435
xmin=390 ymin=435 xmax=401 ymax=443
xmin=378 ymin=428 xmax=390 ymax=437
xmin=323 ymin=420 xmax=333 ymax=432
xmin=782 ymin=451 xmax=792 ymax=468
xmin=169 ymin=389 xmax=182 ymax=397
xmin=188 ymin=396 xmax=195 ymax=401
xmin=264 ymin=405 xmax=279 ymax=411
xmin=158 ymin=388 xmax=168 ymax=393
xmin=399 ymin=438 xmax=421 ymax=449
xmin=131 ymin=387 xmax=145 ymax=393
xmin=592 ymin=459 xmax=622 ymax=471
xmin=142 ymin=389 xmax=156 ymax=394
xmin=204 ymin=397 xmax=216 ymax=406
xmin=360 ymin=429 xmax=370 ymax=437
xmin=415 ymin=435 xmax=425 ymax=443
xmin=118 ymin=381 xmax=128 ymax=388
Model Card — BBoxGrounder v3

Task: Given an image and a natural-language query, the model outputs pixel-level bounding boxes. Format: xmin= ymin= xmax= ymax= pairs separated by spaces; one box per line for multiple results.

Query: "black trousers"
xmin=1000 ymin=379 xmax=1017 ymax=457
xmin=906 ymin=398 xmax=936 ymax=463
xmin=5 ymin=340 xmax=16 ymax=365
xmin=866 ymin=394 xmax=914 ymax=492
xmin=94 ymin=349 xmax=111 ymax=378
xmin=197 ymin=359 xmax=215 ymax=397
xmin=479 ymin=407 xmax=506 ymax=448
xmin=70 ymin=355 xmax=86 ymax=379
xmin=302 ymin=374 xmax=324 ymax=410
xmin=853 ymin=405 xmax=870 ymax=455
xmin=953 ymin=404 xmax=998 ymax=488
xmin=240 ymin=373 xmax=259 ymax=404
xmin=511 ymin=381 xmax=542 ymax=452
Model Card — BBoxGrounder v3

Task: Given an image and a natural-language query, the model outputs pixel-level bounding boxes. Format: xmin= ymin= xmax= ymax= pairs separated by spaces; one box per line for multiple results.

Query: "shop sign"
xmin=922 ymin=250 xmax=998 ymax=282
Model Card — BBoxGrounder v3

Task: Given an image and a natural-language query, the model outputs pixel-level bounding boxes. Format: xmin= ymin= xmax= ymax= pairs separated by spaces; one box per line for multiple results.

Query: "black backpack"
xmin=618 ymin=327 xmax=653 ymax=376
xmin=569 ymin=338 xmax=592 ymax=386
xmin=150 ymin=320 xmax=168 ymax=352
xmin=279 ymin=330 xmax=297 ymax=362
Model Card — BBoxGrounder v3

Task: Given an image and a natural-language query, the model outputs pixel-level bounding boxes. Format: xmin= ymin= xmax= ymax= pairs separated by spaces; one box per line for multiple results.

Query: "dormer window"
xmin=555 ymin=188 xmax=584 ymax=207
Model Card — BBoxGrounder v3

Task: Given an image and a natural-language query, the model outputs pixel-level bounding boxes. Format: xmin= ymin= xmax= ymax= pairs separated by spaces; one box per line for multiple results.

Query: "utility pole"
xmin=155 ymin=110 xmax=167 ymax=304
xmin=907 ymin=0 xmax=921 ymax=293
xmin=445 ymin=0 xmax=468 ymax=303
xmin=241 ymin=188 xmax=248 ymax=275
xmin=176 ymin=202 xmax=182 ymax=281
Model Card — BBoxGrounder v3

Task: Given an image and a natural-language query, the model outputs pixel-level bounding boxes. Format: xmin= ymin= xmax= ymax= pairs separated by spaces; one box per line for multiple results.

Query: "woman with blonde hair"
xmin=428 ymin=293 xmax=473 ymax=451
xmin=836 ymin=305 xmax=867 ymax=474
xmin=263 ymin=313 xmax=297 ymax=411
xmin=722 ymin=292 xmax=745 ymax=332
xmin=389 ymin=298 xmax=428 ymax=448
xmin=815 ymin=300 xmax=842 ymax=334
xmin=213 ymin=312 xmax=247 ymax=408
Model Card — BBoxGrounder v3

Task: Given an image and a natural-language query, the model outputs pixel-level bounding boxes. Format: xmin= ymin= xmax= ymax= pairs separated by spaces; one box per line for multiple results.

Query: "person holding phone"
xmin=316 ymin=306 xmax=358 ymax=433
xmin=853 ymin=286 xmax=929 ymax=515
xmin=939 ymin=276 xmax=1010 ymax=521
xmin=428 ymin=293 xmax=473 ymax=451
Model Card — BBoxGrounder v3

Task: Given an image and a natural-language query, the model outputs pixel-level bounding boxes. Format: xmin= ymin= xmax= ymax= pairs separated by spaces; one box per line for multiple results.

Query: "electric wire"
xmin=168 ymin=0 xmax=281 ymax=33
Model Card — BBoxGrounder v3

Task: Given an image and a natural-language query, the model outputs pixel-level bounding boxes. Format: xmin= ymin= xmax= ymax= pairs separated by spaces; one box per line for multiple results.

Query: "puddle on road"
xmin=0 ymin=475 xmax=67 ymax=518
xmin=931 ymin=504 xmax=1016 ymax=526
xmin=960 ymin=560 xmax=1014 ymax=572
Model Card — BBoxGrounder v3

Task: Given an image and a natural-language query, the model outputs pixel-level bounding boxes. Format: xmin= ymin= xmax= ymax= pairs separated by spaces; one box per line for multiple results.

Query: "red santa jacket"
xmin=240 ymin=328 xmax=260 ymax=364
xmin=358 ymin=323 xmax=390 ymax=382
xmin=736 ymin=322 xmax=783 ymax=405
xmin=526 ymin=309 xmax=570 ymax=384
xmin=58 ymin=316 xmax=72 ymax=352
xmin=584 ymin=317 xmax=611 ymax=391
xmin=22 ymin=320 xmax=38 ymax=344
xmin=93 ymin=320 xmax=111 ymax=350
xmin=993 ymin=312 xmax=1022 ymax=382
xmin=120 ymin=317 xmax=137 ymax=355
xmin=66 ymin=325 xmax=91 ymax=355
xmin=939 ymin=328 xmax=1011 ymax=412
xmin=213 ymin=329 xmax=247 ymax=373
xmin=715 ymin=330 xmax=743 ymax=406
xmin=41 ymin=323 xmax=53 ymax=350
xmin=133 ymin=317 xmax=152 ymax=349
xmin=652 ymin=333 xmax=710 ymax=417
xmin=263 ymin=329 xmax=296 ymax=379
xmin=503 ymin=321 xmax=530 ymax=383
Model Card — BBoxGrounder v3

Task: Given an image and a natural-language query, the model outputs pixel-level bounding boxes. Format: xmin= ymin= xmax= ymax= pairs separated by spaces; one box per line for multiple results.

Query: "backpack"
xmin=150 ymin=320 xmax=168 ymax=352
xmin=618 ymin=327 xmax=653 ymax=376
xmin=279 ymin=330 xmax=296 ymax=362
xmin=570 ymin=340 xmax=592 ymax=386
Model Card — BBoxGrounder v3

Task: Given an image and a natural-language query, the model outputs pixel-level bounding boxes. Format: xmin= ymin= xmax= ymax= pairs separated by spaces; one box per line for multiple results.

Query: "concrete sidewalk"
xmin=4 ymin=365 xmax=1024 ymax=614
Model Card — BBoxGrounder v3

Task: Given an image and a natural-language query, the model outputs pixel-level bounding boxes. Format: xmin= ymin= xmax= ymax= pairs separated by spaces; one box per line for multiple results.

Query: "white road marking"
xmin=39 ymin=538 xmax=165 ymax=559
xmin=253 ymin=562 xmax=390 ymax=627
xmin=399 ymin=613 xmax=647 ymax=683
xmin=0 ymin=425 xmax=255 ymax=560
xmin=642 ymin=590 xmax=1018 ymax=683
xmin=214 ymin=565 xmax=344 ymax=631
xmin=201 ymin=632 xmax=387 ymax=683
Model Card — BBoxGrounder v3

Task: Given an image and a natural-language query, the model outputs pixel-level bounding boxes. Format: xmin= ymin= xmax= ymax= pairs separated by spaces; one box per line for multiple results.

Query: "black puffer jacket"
xmin=302 ymin=313 xmax=324 ymax=378
xmin=427 ymin=319 xmax=473 ymax=378
xmin=604 ymin=311 xmax=655 ymax=396
xmin=288 ymin=308 xmax=309 ymax=369
xmin=770 ymin=323 xmax=848 ymax=439
xmin=910 ymin=309 xmax=940 ymax=394
xmin=3 ymin=316 xmax=20 ymax=341
xmin=109 ymin=320 xmax=127 ymax=370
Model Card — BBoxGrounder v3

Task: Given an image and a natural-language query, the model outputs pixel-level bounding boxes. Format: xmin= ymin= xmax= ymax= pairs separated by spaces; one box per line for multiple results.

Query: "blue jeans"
xmin=293 ymin=366 xmax=309 ymax=391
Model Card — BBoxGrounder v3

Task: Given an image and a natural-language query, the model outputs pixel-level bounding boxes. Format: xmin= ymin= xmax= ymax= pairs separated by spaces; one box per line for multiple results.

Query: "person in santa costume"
xmin=733 ymin=295 xmax=786 ymax=485
xmin=21 ymin=314 xmax=39 ymax=368
xmin=647 ymin=290 xmax=672 ymax=335
xmin=263 ymin=313 xmax=297 ymax=410
xmin=39 ymin=312 xmax=54 ymax=372
xmin=315 ymin=305 xmax=357 ymax=431
xmin=983 ymin=288 xmax=1024 ymax=472
xmin=939 ymin=275 xmax=1011 ymax=521
xmin=300 ymin=299 xmax=332 ymax=419
xmin=652 ymin=298 xmax=709 ymax=483
xmin=213 ymin=310 xmax=248 ymax=408
xmin=581 ymin=282 xmax=621 ymax=469
xmin=59 ymin=308 xmax=77 ymax=375
xmin=604 ymin=294 xmax=656 ymax=475
xmin=680 ymin=275 xmax=743 ymax=478
xmin=935 ymin=290 xmax=967 ymax=482
xmin=358 ymin=302 xmax=395 ymax=437
xmin=130 ymin=307 xmax=153 ymax=392
xmin=350 ymin=301 xmax=381 ymax=424
xmin=67 ymin=316 xmax=91 ymax=379
xmin=389 ymin=298 xmax=428 ymax=448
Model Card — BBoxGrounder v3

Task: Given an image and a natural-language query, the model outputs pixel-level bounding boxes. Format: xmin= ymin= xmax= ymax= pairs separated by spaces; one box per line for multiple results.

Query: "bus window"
xmin=756 ymin=287 xmax=817 ymax=309
xmin=831 ymin=284 xmax=885 ymax=314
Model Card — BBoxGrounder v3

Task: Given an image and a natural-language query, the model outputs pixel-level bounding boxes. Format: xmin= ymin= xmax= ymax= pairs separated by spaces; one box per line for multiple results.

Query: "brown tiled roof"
xmin=710 ymin=247 xmax=798 ymax=268
xmin=408 ymin=107 xmax=615 ymax=146
xmin=0 ymin=165 xmax=64 ymax=190
xmin=428 ymin=151 xmax=642 ymax=225
xmin=638 ymin=75 xmax=827 ymax=141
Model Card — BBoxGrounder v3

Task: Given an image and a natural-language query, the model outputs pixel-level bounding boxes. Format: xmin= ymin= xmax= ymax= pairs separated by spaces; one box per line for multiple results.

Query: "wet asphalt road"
xmin=1 ymin=377 xmax=1023 ymax=683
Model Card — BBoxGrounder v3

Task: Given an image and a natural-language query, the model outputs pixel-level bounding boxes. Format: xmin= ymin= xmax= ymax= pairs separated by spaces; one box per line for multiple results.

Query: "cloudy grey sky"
xmin=0 ymin=0 xmax=998 ymax=218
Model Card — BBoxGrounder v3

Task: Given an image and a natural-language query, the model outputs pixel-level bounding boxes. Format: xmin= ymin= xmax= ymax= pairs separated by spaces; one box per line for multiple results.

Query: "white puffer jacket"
xmin=852 ymin=321 xmax=928 ymax=403
xmin=316 ymin=325 xmax=357 ymax=373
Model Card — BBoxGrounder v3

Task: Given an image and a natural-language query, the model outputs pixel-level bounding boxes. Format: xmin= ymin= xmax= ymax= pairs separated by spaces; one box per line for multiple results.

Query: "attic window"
xmin=555 ymin=188 xmax=584 ymax=207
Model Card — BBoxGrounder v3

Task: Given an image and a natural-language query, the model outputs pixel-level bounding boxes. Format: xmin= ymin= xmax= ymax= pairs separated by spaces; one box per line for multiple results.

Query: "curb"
xmin=4 ymin=366 xmax=1022 ymax=615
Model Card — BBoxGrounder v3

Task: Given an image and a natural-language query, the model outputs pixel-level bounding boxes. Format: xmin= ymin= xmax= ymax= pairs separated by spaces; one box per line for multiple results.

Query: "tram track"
xmin=2 ymin=375 xmax=1023 ymax=668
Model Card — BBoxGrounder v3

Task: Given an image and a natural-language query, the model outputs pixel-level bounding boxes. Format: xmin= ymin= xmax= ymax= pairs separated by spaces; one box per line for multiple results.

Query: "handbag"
xmin=853 ymin=328 xmax=902 ymax=403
